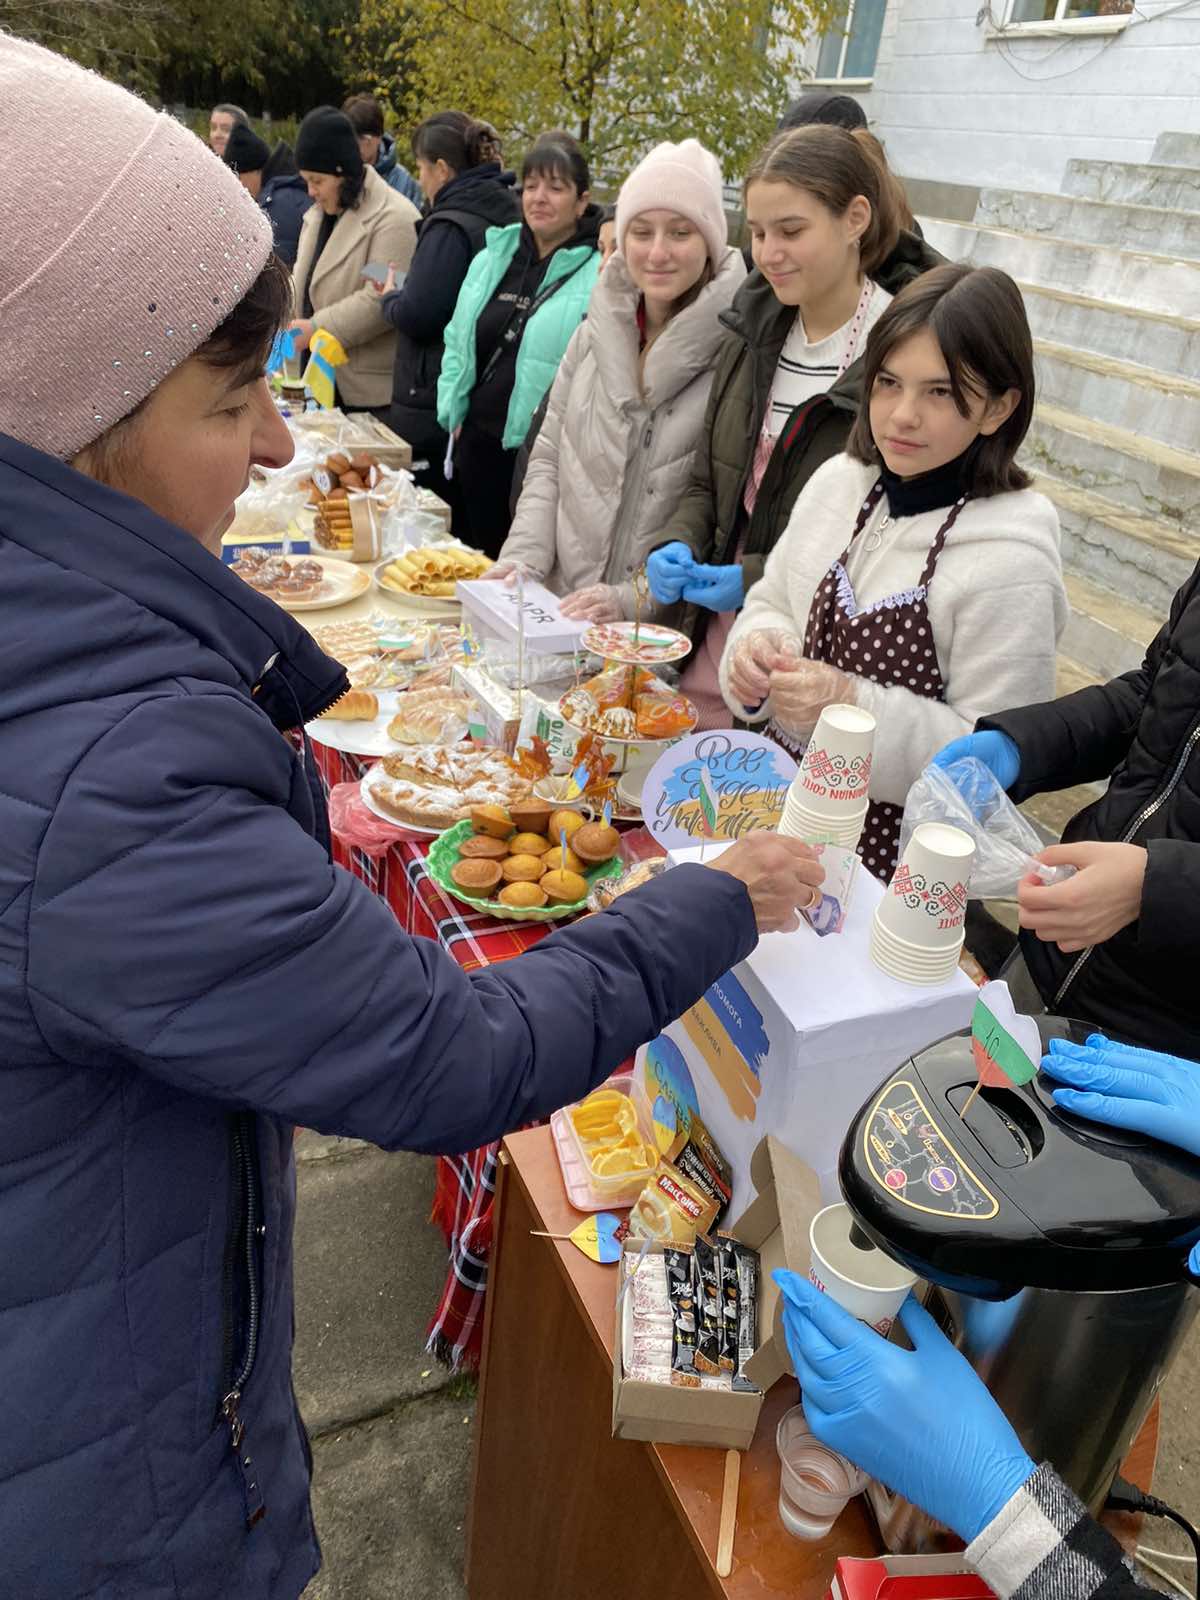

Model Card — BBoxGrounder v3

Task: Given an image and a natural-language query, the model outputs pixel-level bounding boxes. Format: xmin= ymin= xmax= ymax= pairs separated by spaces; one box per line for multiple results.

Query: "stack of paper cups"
xmin=777 ymin=703 xmax=875 ymax=850
xmin=870 ymin=821 xmax=975 ymax=986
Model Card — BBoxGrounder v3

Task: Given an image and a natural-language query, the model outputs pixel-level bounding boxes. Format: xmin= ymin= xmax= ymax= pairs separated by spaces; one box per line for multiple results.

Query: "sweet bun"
xmin=499 ymin=881 xmax=548 ymax=909
xmin=549 ymin=808 xmax=585 ymax=842
xmin=509 ymin=798 xmax=555 ymax=835
xmin=471 ymin=804 xmax=515 ymax=839
xmin=541 ymin=868 xmax=589 ymax=905
xmin=509 ymin=832 xmax=552 ymax=856
xmin=458 ymin=835 xmax=510 ymax=860
xmin=572 ymin=822 xmax=621 ymax=865
xmin=451 ymin=859 xmax=503 ymax=895
xmin=501 ymin=854 xmax=548 ymax=884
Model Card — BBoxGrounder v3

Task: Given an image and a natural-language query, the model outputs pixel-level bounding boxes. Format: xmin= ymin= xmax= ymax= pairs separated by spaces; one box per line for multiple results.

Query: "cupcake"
xmin=509 ymin=798 xmax=555 ymax=836
xmin=541 ymin=868 xmax=589 ymax=906
xmin=572 ymin=822 xmax=621 ymax=866
xmin=458 ymin=835 xmax=510 ymax=861
xmin=509 ymin=831 xmax=552 ymax=857
xmin=470 ymin=804 xmax=515 ymax=839
xmin=501 ymin=854 xmax=547 ymax=884
xmin=499 ymin=881 xmax=548 ymax=909
xmin=451 ymin=859 xmax=503 ymax=896
xmin=549 ymin=808 xmax=585 ymax=842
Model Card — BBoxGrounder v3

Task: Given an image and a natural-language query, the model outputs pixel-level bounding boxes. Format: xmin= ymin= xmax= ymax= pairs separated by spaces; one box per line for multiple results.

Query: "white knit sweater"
xmin=720 ymin=454 xmax=1067 ymax=806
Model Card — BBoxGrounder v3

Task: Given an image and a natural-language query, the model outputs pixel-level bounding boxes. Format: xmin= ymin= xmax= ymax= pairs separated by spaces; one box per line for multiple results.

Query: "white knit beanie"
xmin=615 ymin=139 xmax=728 ymax=264
xmin=0 ymin=35 xmax=274 ymax=461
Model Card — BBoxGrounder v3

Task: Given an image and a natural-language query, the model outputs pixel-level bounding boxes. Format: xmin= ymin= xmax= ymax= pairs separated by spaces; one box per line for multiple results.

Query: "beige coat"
xmin=292 ymin=167 xmax=419 ymax=409
xmin=501 ymin=246 xmax=746 ymax=617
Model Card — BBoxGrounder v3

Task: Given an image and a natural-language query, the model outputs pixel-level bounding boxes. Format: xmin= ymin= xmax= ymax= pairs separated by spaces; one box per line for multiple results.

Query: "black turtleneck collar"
xmin=879 ymin=444 xmax=975 ymax=518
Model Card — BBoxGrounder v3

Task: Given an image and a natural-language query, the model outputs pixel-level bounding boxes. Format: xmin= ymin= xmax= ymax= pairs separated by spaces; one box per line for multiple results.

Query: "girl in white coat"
xmin=722 ymin=263 xmax=1067 ymax=879
xmin=489 ymin=140 xmax=746 ymax=620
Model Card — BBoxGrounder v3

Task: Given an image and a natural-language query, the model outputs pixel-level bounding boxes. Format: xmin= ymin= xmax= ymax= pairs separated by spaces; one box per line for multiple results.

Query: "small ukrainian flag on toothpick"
xmin=562 ymin=756 xmax=591 ymax=801
xmin=303 ymin=328 xmax=348 ymax=410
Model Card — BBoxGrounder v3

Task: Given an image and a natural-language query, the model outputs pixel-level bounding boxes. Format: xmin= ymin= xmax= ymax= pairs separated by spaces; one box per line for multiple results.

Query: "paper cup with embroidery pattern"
xmin=869 ymin=915 xmax=964 ymax=986
xmin=795 ymin=704 xmax=876 ymax=819
xmin=874 ymin=822 xmax=974 ymax=952
xmin=779 ymin=789 xmax=867 ymax=851
xmin=808 ymin=1202 xmax=917 ymax=1336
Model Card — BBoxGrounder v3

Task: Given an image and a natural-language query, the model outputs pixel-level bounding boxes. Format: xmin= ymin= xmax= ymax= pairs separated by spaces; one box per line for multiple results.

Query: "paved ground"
xmin=293 ymin=1132 xmax=1200 ymax=1600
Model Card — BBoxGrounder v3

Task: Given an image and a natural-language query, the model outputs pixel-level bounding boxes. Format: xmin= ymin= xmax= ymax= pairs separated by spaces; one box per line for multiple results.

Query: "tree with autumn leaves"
xmin=2 ymin=0 xmax=840 ymax=173
xmin=347 ymin=0 xmax=838 ymax=173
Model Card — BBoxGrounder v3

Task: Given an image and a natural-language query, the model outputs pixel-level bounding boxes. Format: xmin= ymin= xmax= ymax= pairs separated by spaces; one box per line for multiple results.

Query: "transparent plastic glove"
xmin=646 ymin=542 xmax=696 ymax=605
xmin=560 ymin=583 xmax=623 ymax=623
xmin=774 ymin=1272 xmax=1034 ymax=1544
xmin=680 ymin=562 xmax=743 ymax=613
xmin=1043 ymin=1034 xmax=1200 ymax=1159
xmin=481 ymin=560 xmax=536 ymax=586
xmin=727 ymin=628 xmax=802 ymax=709
xmin=768 ymin=658 xmax=856 ymax=737
xmin=932 ymin=731 xmax=1020 ymax=792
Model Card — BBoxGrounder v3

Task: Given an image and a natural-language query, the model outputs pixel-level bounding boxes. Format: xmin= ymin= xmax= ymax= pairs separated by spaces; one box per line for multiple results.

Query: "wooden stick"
xmin=716 ymin=1448 xmax=740 ymax=1578
xmin=528 ymin=1230 xmax=571 ymax=1240
xmin=961 ymin=1080 xmax=984 ymax=1118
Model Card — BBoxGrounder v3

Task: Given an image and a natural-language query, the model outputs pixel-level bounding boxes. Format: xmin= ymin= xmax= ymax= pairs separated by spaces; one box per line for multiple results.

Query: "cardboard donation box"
xmin=828 ymin=1556 xmax=996 ymax=1599
xmin=612 ymin=1137 xmax=825 ymax=1449
xmin=457 ymin=578 xmax=590 ymax=657
xmin=638 ymin=853 xmax=977 ymax=1216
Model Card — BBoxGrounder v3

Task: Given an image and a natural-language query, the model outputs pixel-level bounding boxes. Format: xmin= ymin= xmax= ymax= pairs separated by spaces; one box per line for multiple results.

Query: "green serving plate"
xmin=427 ymin=819 xmax=625 ymax=923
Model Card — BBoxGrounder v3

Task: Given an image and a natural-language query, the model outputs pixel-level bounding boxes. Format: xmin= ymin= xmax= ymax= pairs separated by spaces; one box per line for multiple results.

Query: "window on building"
xmin=1006 ymin=0 xmax=1131 ymax=21
xmin=815 ymin=0 xmax=887 ymax=79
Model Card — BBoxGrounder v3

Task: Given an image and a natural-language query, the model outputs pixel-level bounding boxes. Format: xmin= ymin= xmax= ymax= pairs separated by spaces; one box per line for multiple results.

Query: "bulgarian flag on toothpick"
xmin=698 ymin=764 xmax=720 ymax=839
xmin=964 ymin=982 xmax=1041 ymax=1113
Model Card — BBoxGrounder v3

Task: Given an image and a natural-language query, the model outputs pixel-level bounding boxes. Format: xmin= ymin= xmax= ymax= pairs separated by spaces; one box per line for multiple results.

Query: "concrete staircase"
xmin=920 ymin=131 xmax=1200 ymax=840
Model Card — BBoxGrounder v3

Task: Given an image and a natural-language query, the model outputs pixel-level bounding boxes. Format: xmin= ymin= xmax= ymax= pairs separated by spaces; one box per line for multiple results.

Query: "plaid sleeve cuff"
xmin=967 ymin=1464 xmax=1149 ymax=1599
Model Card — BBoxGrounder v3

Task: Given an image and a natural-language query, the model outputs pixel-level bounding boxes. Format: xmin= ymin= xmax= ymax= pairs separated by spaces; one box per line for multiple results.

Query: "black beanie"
xmin=777 ymin=89 xmax=868 ymax=134
xmin=222 ymin=122 xmax=270 ymax=174
xmin=294 ymin=106 xmax=364 ymax=179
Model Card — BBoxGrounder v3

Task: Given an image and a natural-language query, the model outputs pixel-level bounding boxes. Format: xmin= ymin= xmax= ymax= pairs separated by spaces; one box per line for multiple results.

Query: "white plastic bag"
xmin=899 ymin=758 xmax=1074 ymax=900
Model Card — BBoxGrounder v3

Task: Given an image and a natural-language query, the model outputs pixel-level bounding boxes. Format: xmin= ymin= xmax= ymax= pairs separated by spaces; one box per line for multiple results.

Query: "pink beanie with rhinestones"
xmin=0 ymin=34 xmax=274 ymax=461
xmin=615 ymin=139 xmax=728 ymax=265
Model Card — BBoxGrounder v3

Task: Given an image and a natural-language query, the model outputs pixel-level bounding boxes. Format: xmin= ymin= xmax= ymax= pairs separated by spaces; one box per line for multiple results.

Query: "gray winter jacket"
xmin=499 ymin=247 xmax=746 ymax=617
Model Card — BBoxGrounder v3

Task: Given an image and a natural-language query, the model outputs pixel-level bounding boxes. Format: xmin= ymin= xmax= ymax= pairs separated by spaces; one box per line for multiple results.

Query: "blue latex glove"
xmin=1043 ymin=1034 xmax=1200 ymax=1160
xmin=931 ymin=731 xmax=1021 ymax=792
xmin=680 ymin=561 xmax=744 ymax=612
xmin=646 ymin=542 xmax=696 ymax=605
xmin=775 ymin=1272 xmax=1034 ymax=1543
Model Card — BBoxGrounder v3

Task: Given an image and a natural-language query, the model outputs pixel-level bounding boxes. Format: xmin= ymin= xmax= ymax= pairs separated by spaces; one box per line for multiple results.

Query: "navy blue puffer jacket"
xmin=0 ymin=432 xmax=757 ymax=1598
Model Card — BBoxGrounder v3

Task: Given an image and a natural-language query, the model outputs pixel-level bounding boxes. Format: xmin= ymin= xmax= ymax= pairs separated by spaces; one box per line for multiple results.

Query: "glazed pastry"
xmin=541 ymin=868 xmax=589 ymax=905
xmin=451 ymin=859 xmax=503 ymax=896
xmin=458 ymin=835 xmax=510 ymax=861
xmin=509 ymin=832 xmax=552 ymax=856
xmin=498 ymin=881 xmax=548 ymax=909
xmin=509 ymin=798 xmax=555 ymax=835
xmin=274 ymin=578 xmax=319 ymax=603
xmin=500 ymin=854 xmax=547 ymax=884
xmin=470 ymin=804 xmax=515 ymax=839
xmin=571 ymin=822 xmax=621 ymax=865
xmin=319 ymin=689 xmax=379 ymax=721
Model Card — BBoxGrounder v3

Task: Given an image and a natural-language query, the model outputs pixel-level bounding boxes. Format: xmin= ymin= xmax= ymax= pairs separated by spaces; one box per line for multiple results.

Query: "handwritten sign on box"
xmin=641 ymin=730 xmax=797 ymax=849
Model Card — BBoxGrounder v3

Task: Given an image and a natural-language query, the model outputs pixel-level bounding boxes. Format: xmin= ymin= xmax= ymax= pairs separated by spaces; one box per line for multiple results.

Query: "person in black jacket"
xmin=222 ymin=124 xmax=311 ymax=269
xmin=376 ymin=111 xmax=520 ymax=495
xmin=936 ymin=562 xmax=1200 ymax=1056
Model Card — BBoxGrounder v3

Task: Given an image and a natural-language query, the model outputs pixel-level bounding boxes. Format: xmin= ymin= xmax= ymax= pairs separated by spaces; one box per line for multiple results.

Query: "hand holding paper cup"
xmin=808 ymin=1202 xmax=917 ymax=1336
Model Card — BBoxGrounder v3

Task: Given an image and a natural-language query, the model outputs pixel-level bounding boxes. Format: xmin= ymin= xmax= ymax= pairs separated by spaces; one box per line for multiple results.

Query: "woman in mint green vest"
xmin=438 ymin=130 xmax=602 ymax=555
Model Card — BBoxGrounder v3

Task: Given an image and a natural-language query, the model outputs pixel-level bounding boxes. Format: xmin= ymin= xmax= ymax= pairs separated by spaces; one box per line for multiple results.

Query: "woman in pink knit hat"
xmin=0 ymin=37 xmax=828 ymax=1600
xmin=490 ymin=138 xmax=746 ymax=622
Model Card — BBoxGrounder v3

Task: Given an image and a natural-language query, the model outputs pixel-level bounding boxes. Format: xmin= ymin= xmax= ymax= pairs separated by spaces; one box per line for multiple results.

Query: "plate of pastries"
xmin=229 ymin=549 xmax=370 ymax=610
xmin=427 ymin=801 xmax=625 ymax=922
xmin=374 ymin=545 xmax=492 ymax=610
xmin=559 ymin=664 xmax=696 ymax=743
xmin=360 ymin=744 xmax=534 ymax=834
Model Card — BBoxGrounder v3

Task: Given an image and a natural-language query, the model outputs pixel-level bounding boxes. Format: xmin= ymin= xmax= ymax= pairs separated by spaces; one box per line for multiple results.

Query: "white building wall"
xmin=817 ymin=0 xmax=1200 ymax=193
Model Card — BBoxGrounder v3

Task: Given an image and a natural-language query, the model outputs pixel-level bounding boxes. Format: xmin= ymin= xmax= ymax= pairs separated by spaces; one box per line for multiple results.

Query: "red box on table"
xmin=828 ymin=1555 xmax=997 ymax=1599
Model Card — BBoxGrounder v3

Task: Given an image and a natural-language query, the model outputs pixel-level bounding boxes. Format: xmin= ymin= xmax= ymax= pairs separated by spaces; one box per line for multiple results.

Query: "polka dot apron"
xmin=773 ymin=477 xmax=968 ymax=881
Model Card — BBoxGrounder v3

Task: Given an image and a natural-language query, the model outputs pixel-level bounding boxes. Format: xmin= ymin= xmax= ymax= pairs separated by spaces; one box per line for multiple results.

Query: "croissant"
xmin=319 ymin=689 xmax=379 ymax=722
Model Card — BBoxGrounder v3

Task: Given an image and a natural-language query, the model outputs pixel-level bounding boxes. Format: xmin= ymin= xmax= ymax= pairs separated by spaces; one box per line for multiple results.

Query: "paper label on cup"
xmin=889 ymin=865 xmax=968 ymax=932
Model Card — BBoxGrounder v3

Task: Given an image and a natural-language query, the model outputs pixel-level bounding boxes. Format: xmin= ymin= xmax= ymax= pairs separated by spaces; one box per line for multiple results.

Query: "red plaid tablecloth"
xmin=312 ymin=738 xmax=661 ymax=1369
